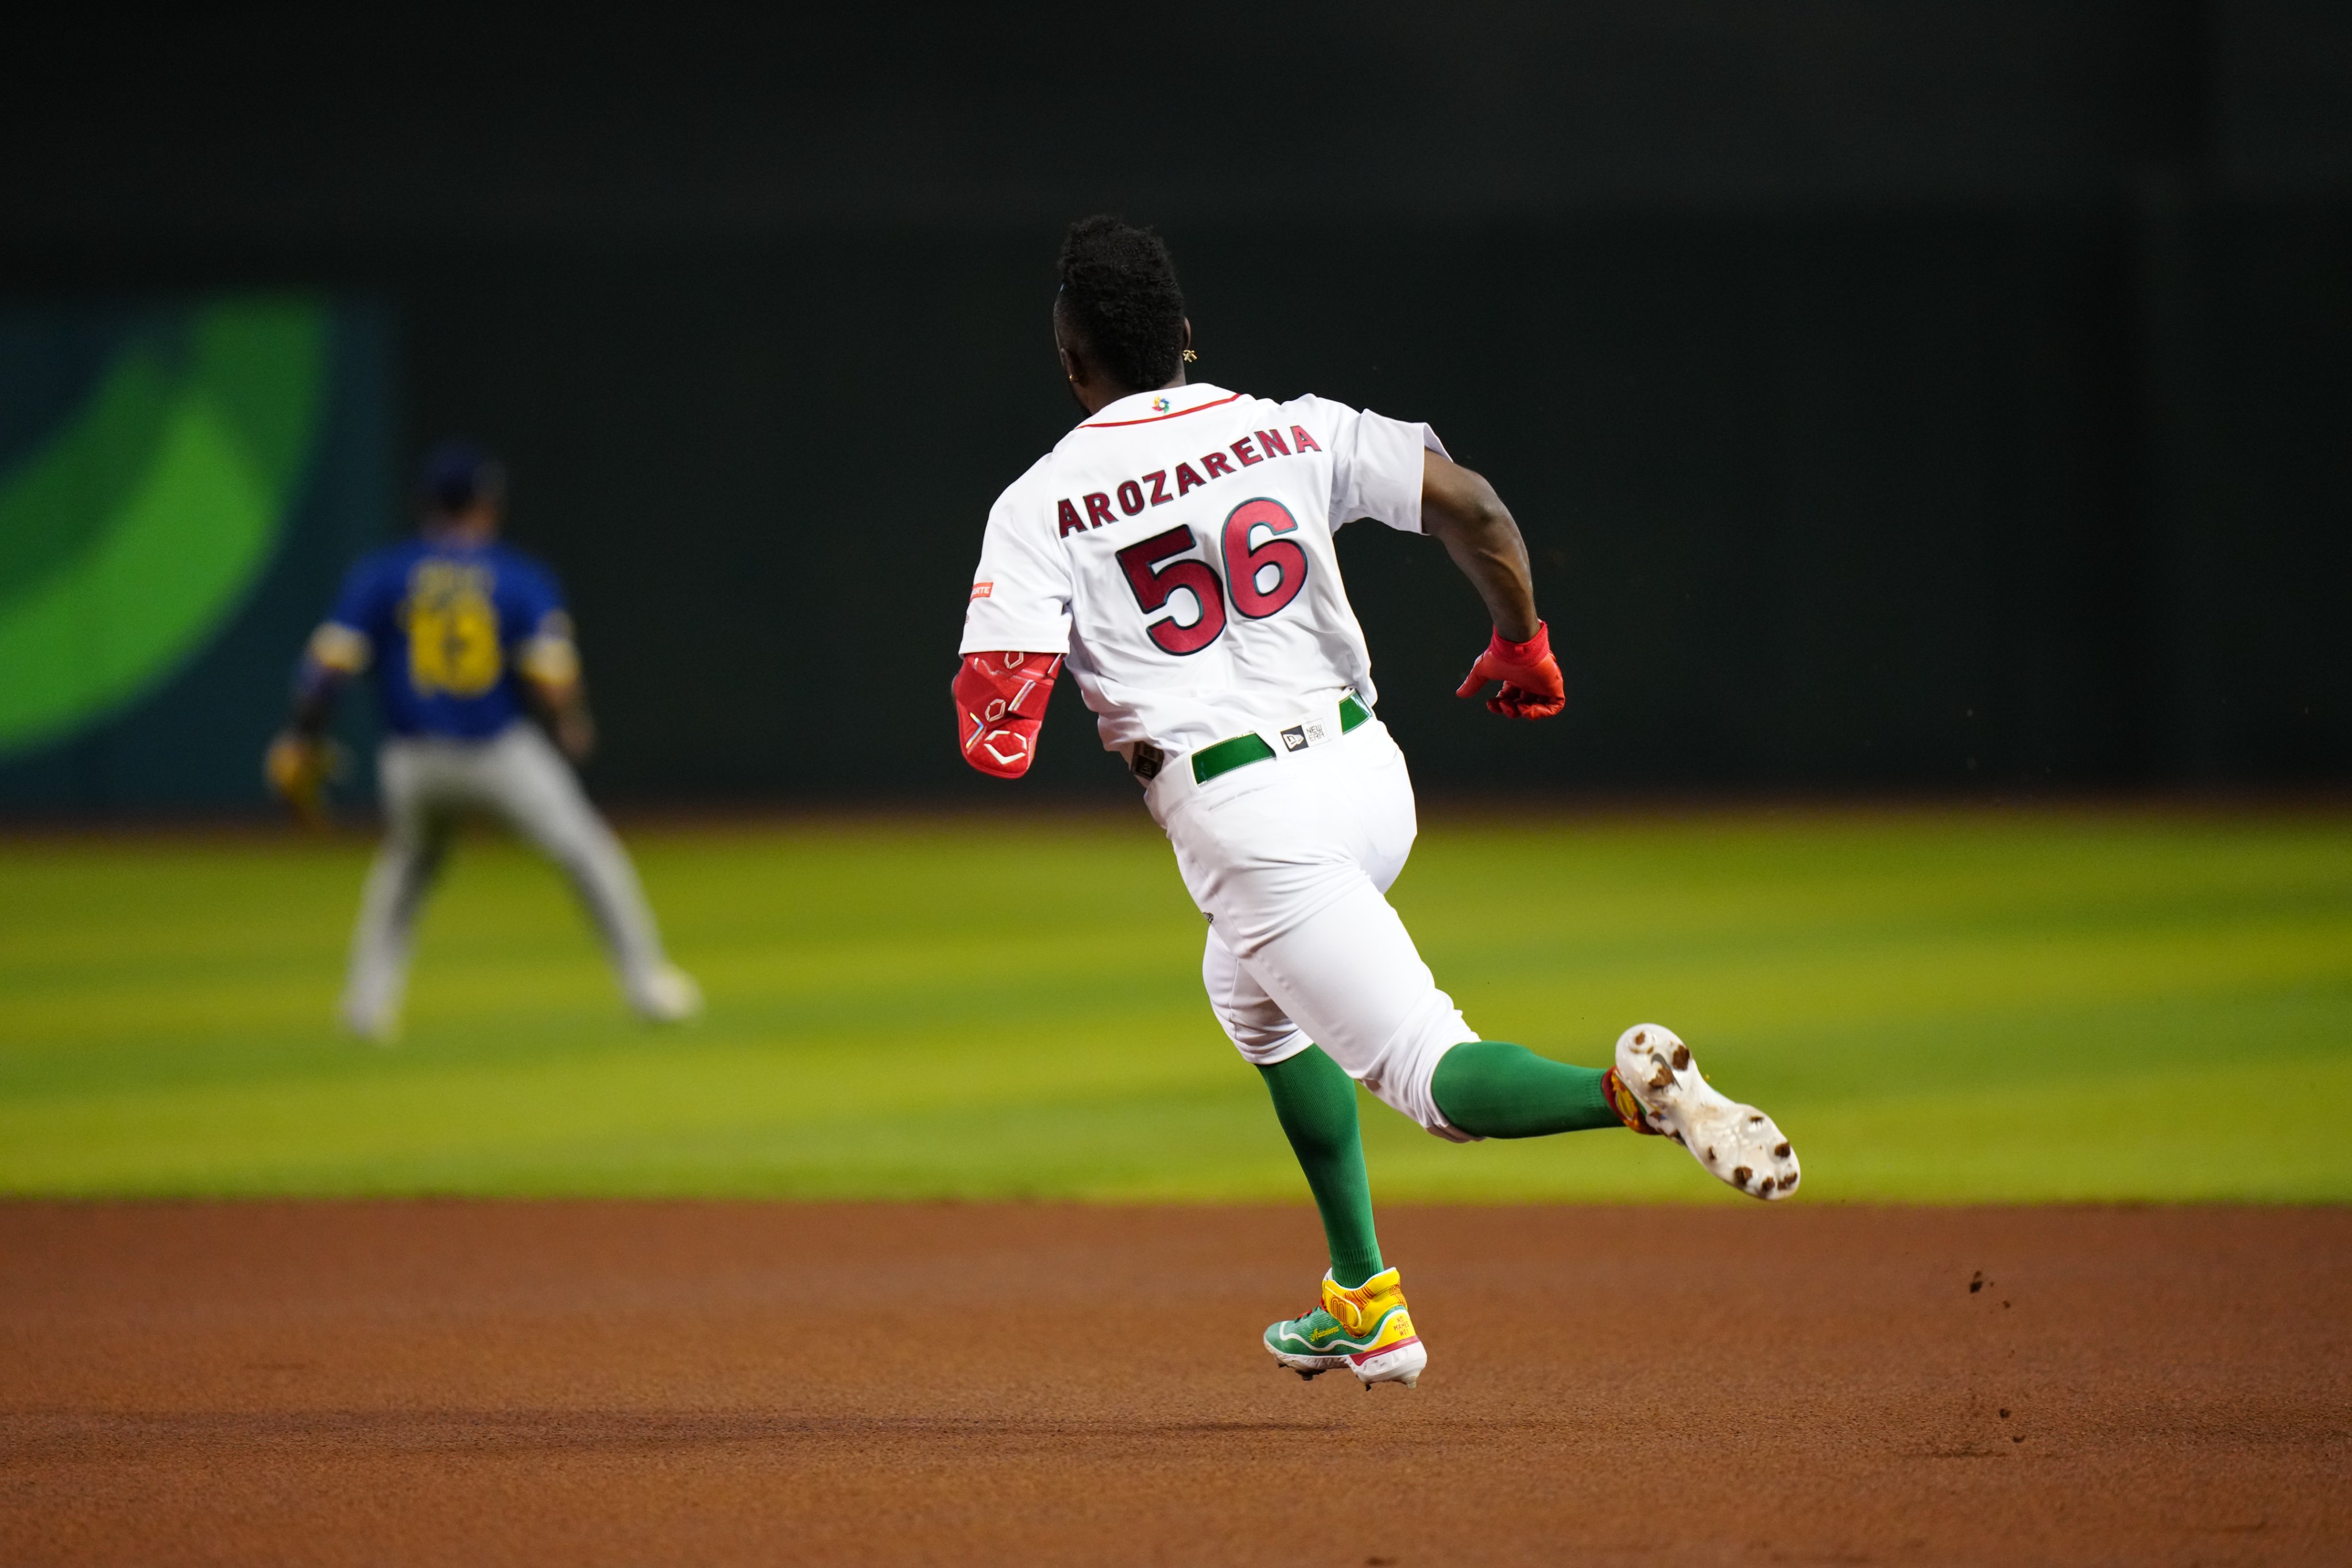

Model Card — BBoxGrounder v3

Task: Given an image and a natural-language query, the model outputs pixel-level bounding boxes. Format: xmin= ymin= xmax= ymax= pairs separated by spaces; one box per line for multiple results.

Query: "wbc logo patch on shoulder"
xmin=970 ymin=582 xmax=993 ymax=600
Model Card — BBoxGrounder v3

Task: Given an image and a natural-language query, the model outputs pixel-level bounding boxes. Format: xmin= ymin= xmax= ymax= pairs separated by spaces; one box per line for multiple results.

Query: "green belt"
xmin=1191 ymin=695 xmax=1372 ymax=785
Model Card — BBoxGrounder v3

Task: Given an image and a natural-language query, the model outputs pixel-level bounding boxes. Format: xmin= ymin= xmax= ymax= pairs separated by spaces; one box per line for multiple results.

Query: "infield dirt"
xmin=2 ymin=1202 xmax=2345 ymax=1565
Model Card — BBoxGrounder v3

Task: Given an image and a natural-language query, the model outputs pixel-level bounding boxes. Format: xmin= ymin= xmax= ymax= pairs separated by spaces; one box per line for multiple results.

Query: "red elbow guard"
xmin=954 ymin=651 xmax=1063 ymax=778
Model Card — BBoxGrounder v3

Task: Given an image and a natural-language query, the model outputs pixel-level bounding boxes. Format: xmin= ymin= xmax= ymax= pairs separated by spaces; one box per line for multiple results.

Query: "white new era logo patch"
xmin=1279 ymin=717 xmax=1330 ymax=753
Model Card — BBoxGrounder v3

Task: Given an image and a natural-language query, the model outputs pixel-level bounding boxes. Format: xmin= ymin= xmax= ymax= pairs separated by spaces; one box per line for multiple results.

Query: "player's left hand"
xmin=264 ymin=730 xmax=344 ymax=824
xmin=1455 ymin=622 xmax=1565 ymax=720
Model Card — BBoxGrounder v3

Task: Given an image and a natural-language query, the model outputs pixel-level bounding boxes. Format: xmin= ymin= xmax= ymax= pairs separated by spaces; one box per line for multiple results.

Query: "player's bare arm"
xmin=531 ymin=683 xmax=597 ymax=764
xmin=1421 ymin=453 xmax=1538 ymax=644
xmin=517 ymin=611 xmax=597 ymax=762
xmin=1421 ymin=452 xmax=1565 ymax=721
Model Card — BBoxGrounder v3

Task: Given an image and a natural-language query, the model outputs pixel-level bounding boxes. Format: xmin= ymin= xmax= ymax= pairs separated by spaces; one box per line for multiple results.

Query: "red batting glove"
xmin=954 ymin=650 xmax=1063 ymax=778
xmin=1455 ymin=621 xmax=1565 ymax=720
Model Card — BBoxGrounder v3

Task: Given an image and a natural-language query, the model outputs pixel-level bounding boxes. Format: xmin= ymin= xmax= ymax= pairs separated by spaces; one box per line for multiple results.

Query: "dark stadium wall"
xmin=394 ymin=208 xmax=2347 ymax=803
xmin=0 ymin=1 xmax=2344 ymax=806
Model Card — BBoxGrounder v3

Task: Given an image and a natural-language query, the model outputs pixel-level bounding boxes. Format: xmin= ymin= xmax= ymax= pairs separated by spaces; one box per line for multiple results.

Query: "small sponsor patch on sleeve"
xmin=969 ymin=581 xmax=993 ymax=601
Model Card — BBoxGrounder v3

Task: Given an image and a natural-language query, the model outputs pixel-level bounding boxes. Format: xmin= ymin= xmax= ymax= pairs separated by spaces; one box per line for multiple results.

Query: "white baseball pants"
xmin=1152 ymin=718 xmax=1478 ymax=1139
xmin=341 ymin=721 xmax=674 ymax=1031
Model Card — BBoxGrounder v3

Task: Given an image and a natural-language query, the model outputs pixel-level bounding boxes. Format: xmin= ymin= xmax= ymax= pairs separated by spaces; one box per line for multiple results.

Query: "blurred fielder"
xmin=956 ymin=218 xmax=1797 ymax=1388
xmin=266 ymin=442 xmax=701 ymax=1041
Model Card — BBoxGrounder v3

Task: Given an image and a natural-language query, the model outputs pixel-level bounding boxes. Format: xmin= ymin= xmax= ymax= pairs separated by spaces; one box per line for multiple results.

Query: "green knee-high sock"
xmin=1432 ymin=1039 xmax=1623 ymax=1139
xmin=1258 ymin=1046 xmax=1384 ymax=1289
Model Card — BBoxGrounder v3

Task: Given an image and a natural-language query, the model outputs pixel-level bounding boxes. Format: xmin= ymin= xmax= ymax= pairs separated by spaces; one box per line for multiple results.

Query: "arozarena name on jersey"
xmin=1057 ymin=425 xmax=1323 ymax=537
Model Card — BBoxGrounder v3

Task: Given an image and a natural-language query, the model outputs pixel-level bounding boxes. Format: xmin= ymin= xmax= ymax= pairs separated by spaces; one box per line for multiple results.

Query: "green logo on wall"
xmin=0 ymin=298 xmax=328 ymax=757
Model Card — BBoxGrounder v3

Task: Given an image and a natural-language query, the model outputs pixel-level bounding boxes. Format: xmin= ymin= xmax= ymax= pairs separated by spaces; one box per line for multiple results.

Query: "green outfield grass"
xmin=2 ymin=807 xmax=2347 ymax=1202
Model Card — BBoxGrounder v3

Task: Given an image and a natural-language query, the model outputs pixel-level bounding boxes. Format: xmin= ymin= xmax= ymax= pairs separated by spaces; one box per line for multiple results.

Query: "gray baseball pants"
xmin=341 ymin=721 xmax=673 ymax=1029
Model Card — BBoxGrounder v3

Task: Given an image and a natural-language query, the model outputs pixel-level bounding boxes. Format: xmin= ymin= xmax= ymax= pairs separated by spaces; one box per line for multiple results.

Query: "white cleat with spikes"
xmin=634 ymin=964 xmax=705 ymax=1024
xmin=1615 ymin=1023 xmax=1799 ymax=1199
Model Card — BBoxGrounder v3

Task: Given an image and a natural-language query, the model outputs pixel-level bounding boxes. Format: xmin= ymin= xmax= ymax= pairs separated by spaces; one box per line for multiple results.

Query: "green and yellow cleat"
xmin=1264 ymin=1266 xmax=1427 ymax=1388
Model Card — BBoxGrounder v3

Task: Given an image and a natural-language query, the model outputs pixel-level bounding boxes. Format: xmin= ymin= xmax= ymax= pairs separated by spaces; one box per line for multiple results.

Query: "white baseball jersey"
xmin=958 ymin=383 xmax=1446 ymax=766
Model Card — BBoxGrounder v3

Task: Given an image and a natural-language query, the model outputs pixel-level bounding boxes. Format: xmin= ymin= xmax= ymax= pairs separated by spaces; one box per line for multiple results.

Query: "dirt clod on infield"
xmin=2 ymin=1202 xmax=2346 ymax=1565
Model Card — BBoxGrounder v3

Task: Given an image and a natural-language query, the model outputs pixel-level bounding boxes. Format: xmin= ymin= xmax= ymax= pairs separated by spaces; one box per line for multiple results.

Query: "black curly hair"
xmin=1055 ymin=215 xmax=1186 ymax=393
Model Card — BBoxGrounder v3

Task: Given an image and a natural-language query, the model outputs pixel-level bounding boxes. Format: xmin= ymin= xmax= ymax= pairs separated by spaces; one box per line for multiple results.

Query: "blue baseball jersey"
xmin=316 ymin=539 xmax=572 ymax=739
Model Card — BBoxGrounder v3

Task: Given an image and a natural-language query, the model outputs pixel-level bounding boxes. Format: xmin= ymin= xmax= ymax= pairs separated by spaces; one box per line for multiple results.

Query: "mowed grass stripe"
xmin=0 ymin=809 xmax=2345 ymax=1201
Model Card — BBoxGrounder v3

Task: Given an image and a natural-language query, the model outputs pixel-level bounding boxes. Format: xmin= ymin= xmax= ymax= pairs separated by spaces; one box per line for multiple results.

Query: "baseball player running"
xmin=957 ymin=218 xmax=1797 ymax=1389
xmin=266 ymin=442 xmax=701 ymax=1041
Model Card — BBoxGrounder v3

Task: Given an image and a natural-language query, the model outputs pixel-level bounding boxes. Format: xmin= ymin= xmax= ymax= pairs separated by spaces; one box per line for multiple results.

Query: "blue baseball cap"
xmin=419 ymin=440 xmax=508 ymax=514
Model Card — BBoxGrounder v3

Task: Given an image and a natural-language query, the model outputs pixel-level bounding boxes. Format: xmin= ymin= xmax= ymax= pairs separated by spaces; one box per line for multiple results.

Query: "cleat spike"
xmin=1615 ymin=1023 xmax=1799 ymax=1204
xmin=1400 ymin=1373 xmax=1419 ymax=1388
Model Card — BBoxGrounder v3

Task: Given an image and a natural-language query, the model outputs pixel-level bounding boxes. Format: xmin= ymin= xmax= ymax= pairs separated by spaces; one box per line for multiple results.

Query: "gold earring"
xmin=1182 ymin=349 xmax=1198 ymax=363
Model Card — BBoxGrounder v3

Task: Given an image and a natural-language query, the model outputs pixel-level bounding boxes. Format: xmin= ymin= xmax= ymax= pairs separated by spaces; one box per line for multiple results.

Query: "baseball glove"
xmin=264 ymin=730 xmax=343 ymax=825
